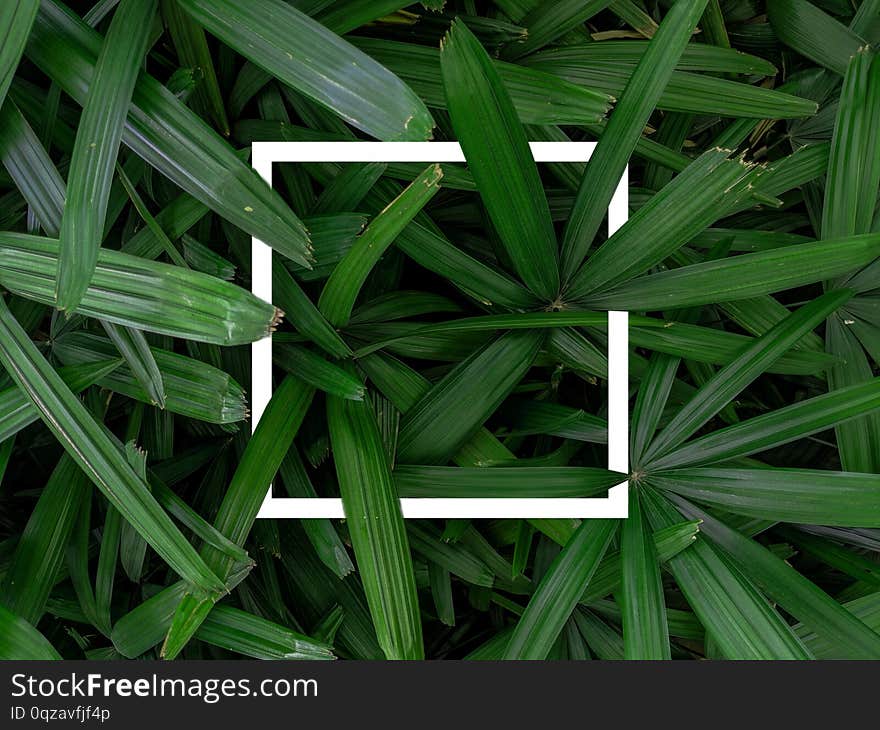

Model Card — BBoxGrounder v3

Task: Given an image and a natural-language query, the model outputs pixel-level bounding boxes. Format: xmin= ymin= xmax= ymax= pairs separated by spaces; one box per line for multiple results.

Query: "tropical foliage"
xmin=0 ymin=0 xmax=879 ymax=660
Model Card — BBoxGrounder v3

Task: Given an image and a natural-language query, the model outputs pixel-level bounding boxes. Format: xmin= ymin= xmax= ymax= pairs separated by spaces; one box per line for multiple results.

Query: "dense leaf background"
xmin=1 ymin=0 xmax=880 ymax=660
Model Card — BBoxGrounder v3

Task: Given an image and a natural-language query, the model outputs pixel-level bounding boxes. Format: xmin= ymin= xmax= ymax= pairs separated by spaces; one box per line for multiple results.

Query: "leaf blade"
xmin=620 ymin=486 xmax=670 ymax=659
xmin=57 ymin=0 xmax=157 ymax=311
xmin=397 ymin=330 xmax=544 ymax=465
xmin=319 ymin=165 xmax=443 ymax=327
xmin=328 ymin=387 xmax=424 ymax=660
xmin=441 ymin=19 xmax=559 ymax=300
xmin=503 ymin=519 xmax=617 ymax=659
xmin=0 ymin=0 xmax=40 ymax=113
xmin=0 ymin=296 xmax=225 ymax=595
xmin=176 ymin=0 xmax=434 ymax=140
xmin=561 ymin=0 xmax=710 ymax=279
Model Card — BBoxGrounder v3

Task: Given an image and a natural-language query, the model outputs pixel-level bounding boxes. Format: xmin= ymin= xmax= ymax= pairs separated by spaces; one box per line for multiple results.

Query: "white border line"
xmin=252 ymin=142 xmax=628 ymax=518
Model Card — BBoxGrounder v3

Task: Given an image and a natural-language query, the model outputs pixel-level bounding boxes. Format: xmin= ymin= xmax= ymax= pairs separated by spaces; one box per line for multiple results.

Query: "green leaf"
xmin=0 ymin=359 xmax=121 ymax=443
xmin=327 ymin=387 xmax=424 ymax=660
xmin=669 ymin=495 xmax=880 ymax=660
xmin=579 ymin=520 xmax=701 ymax=605
xmin=376 ymin=210 xmax=538 ymax=311
xmin=394 ymin=465 xmax=623 ymax=497
xmin=465 ymin=627 xmax=516 ymax=660
xmin=0 ymin=297 xmax=225 ymax=595
xmin=353 ymin=311 xmax=644 ymax=358
xmin=359 ymin=350 xmax=519 ymax=468
xmin=545 ymin=326 xmax=607 ymax=378
xmin=527 ymin=41 xmax=777 ymax=76
xmin=620 ymin=486 xmax=670 ymax=659
xmin=0 ymin=603 xmax=61 ymax=660
xmin=407 ymin=522 xmax=494 ymax=587
xmin=53 ymin=332 xmax=246 ymax=424
xmin=162 ymin=590 xmax=215 ymax=659
xmin=641 ymin=486 xmax=812 ymax=659
xmin=114 ymin=161 xmax=188 ymax=269
xmin=198 ymin=605 xmax=334 ymax=660
xmin=503 ymin=519 xmax=617 ymax=659
xmin=566 ymin=148 xmax=760 ymax=298
xmin=700 ymin=0 xmax=729 ymax=47
xmin=826 ymin=316 xmax=880 ymax=473
xmin=312 ymin=163 xmax=387 ymax=215
xmin=111 ymin=581 xmax=186 ymax=657
xmin=526 ymin=53 xmax=817 ymax=120
xmin=319 ymin=165 xmax=443 ymax=327
xmin=162 ymin=375 xmax=314 ymax=659
xmin=316 ymin=0 xmax=425 ymax=36
xmin=628 ymin=320 xmax=835 ymax=376
xmin=160 ymin=0 xmax=229 ymax=135
xmin=57 ymin=0 xmax=157 ymax=312
xmin=0 ymin=232 xmax=279 ymax=346
xmin=273 ymin=256 xmax=351 ymax=359
xmin=288 ymin=214 xmax=367 ymax=283
xmin=560 ymin=0 xmax=710 ymax=279
xmin=652 ymin=468 xmax=880 ymax=527
xmin=95 ymin=505 xmax=122 ymax=634
xmin=148 ymin=477 xmax=251 ymax=566
xmin=441 ymin=19 xmax=559 ymax=300
xmin=502 ymin=0 xmax=613 ymax=60
xmin=644 ymin=290 xmax=850 ymax=462
xmin=768 ymin=0 xmax=866 ymax=75
xmin=652 ymin=377 xmax=880 ymax=470
xmin=499 ymin=399 xmax=607 ymax=443
xmin=780 ymin=527 xmax=880 ymax=587
xmin=0 ymin=436 xmax=15 ymax=492
xmin=101 ymin=321 xmax=166 ymax=409
xmin=822 ymin=51 xmax=880 ymax=472
xmin=852 ymin=0 xmax=880 ymax=42
xmin=458 ymin=526 xmax=528 ymax=590
xmin=0 ymin=100 xmax=66 ymax=238
xmin=583 ymin=235 xmax=880 ymax=310
xmin=748 ymin=142 xmax=830 ymax=206
xmin=428 ymin=563 xmax=456 ymax=626
xmin=207 ymin=376 xmax=314 ymax=573
xmin=281 ymin=522 xmax=384 ymax=659
xmin=348 ymin=290 xmax=464 ymax=326
xmin=794 ymin=592 xmax=880 ymax=659
xmin=175 ymin=0 xmax=434 ymax=141
xmin=608 ymin=0 xmax=657 ymax=36
xmin=397 ymin=330 xmax=544 ymax=464
xmin=278 ymin=447 xmax=354 ymax=578
xmin=0 ymin=455 xmax=89 ymax=625
xmin=65 ymin=488 xmax=100 ymax=631
xmin=347 ymin=325 xmax=487 ymax=362
xmin=823 ymin=48 xmax=880 ymax=241
xmin=0 ymin=1 xmax=40 ymax=113
xmin=120 ymin=189 xmax=209 ymax=260
xmin=311 ymin=605 xmax=345 ymax=647
xmin=352 ymin=37 xmax=612 ymax=127
xmin=275 ymin=344 xmax=364 ymax=400
xmin=630 ymin=352 xmax=679 ymax=465
xmin=573 ymin=608 xmax=624 ymax=659
xmin=27 ymin=0 xmax=313 ymax=268
xmin=181 ymin=235 xmax=235 ymax=280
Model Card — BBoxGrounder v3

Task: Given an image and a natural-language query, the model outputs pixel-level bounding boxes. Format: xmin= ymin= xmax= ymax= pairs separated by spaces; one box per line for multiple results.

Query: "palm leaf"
xmin=0 ymin=296 xmax=225 ymax=594
xmin=441 ymin=19 xmax=559 ymax=300
xmin=57 ymin=0 xmax=157 ymax=311
xmin=0 ymin=0 xmax=39 ymax=112
xmin=561 ymin=0 xmax=710 ymax=279
xmin=175 ymin=0 xmax=434 ymax=141
xmin=328 ymin=385 xmax=424 ymax=660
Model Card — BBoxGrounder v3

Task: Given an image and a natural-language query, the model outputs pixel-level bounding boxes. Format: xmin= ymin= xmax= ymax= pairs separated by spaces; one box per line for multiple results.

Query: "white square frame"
xmin=252 ymin=141 xmax=629 ymax=519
